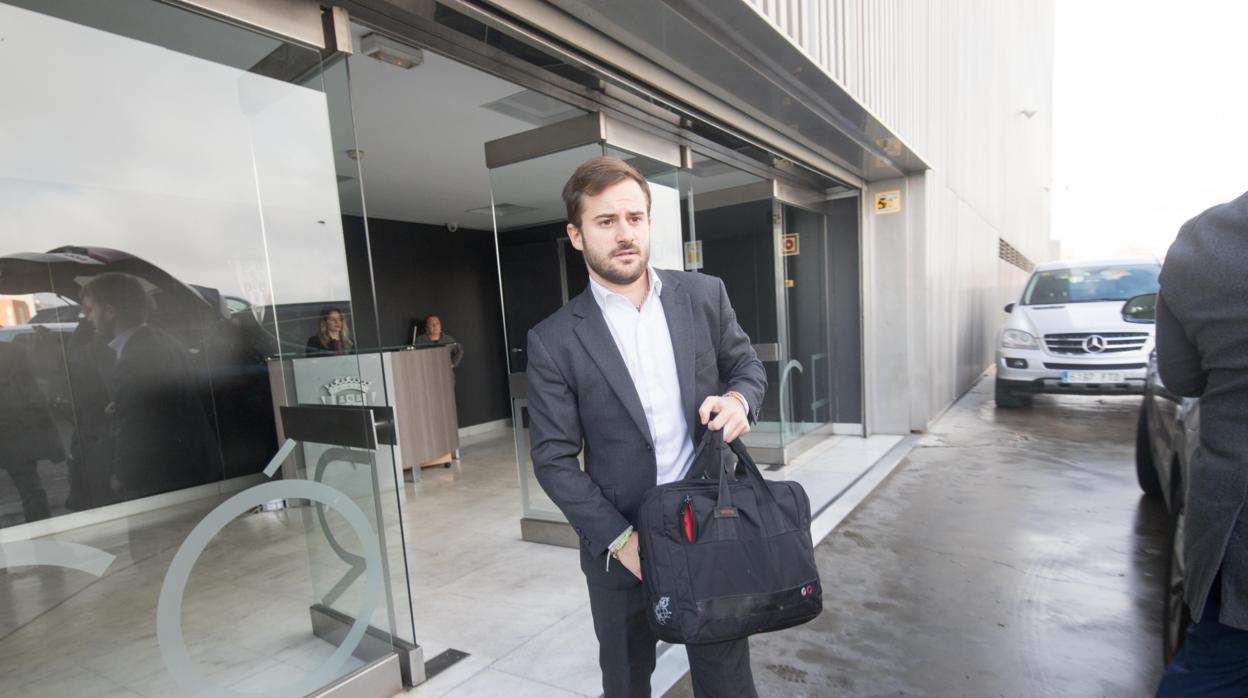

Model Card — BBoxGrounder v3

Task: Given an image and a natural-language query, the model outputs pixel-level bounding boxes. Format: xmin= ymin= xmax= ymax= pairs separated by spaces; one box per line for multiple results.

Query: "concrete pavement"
xmin=666 ymin=375 xmax=1169 ymax=697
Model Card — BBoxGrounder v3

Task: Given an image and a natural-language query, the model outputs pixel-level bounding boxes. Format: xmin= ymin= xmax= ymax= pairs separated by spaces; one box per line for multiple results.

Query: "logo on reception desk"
xmin=320 ymin=376 xmax=374 ymax=406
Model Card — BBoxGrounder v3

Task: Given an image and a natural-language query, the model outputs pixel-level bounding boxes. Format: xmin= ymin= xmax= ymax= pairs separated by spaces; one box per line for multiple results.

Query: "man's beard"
xmin=87 ymin=318 xmax=116 ymax=342
xmin=585 ymin=242 xmax=649 ymax=286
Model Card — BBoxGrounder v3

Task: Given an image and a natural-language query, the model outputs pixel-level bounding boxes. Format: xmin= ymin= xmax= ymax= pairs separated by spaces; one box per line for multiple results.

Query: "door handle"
xmin=279 ymin=404 xmax=397 ymax=449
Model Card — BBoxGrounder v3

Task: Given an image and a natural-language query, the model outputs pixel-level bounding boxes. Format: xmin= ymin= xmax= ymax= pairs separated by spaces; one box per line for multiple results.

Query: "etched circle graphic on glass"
xmin=156 ymin=480 xmax=382 ymax=698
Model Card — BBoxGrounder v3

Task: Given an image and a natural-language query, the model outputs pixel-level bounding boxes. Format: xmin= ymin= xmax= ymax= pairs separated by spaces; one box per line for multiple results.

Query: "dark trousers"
xmin=587 ymin=581 xmax=757 ymax=698
xmin=1158 ymin=574 xmax=1248 ymax=696
xmin=2 ymin=460 xmax=50 ymax=522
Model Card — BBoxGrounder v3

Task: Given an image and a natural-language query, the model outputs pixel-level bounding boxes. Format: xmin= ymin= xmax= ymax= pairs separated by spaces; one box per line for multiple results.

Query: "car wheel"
xmin=1136 ymin=407 xmax=1163 ymax=497
xmin=995 ymin=379 xmax=1025 ymax=408
xmin=1163 ymin=481 xmax=1192 ymax=665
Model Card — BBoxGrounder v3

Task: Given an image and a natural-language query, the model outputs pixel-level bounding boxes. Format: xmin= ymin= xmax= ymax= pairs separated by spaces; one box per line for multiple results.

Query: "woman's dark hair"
xmin=316 ymin=306 xmax=353 ymax=350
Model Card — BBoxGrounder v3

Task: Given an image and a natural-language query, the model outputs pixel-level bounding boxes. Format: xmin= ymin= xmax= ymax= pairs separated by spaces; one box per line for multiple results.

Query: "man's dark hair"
xmin=80 ymin=273 xmax=150 ymax=325
xmin=562 ymin=156 xmax=652 ymax=228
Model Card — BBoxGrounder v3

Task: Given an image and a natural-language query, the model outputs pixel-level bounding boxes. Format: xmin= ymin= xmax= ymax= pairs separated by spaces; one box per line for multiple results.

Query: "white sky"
xmin=1052 ymin=0 xmax=1248 ymax=261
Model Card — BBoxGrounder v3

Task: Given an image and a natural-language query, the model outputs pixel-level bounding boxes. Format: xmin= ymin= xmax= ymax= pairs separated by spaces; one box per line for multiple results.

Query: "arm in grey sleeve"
xmin=1156 ymin=291 xmax=1207 ymax=397
xmin=526 ymin=329 xmax=631 ymax=552
xmin=450 ymin=340 xmax=464 ymax=368
xmin=714 ymin=278 xmax=767 ymax=423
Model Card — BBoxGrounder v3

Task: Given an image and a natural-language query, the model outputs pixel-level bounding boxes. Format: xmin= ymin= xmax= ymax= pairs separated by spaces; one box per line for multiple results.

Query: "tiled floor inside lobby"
xmin=400 ymin=428 xmax=905 ymax=697
xmin=0 ymin=427 xmax=904 ymax=698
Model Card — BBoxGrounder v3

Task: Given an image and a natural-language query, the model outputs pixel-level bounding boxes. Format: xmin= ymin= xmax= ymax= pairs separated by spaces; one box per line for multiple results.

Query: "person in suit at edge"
xmin=80 ymin=273 xmax=215 ymax=499
xmin=1155 ymin=192 xmax=1248 ymax=695
xmin=526 ymin=157 xmax=767 ymax=698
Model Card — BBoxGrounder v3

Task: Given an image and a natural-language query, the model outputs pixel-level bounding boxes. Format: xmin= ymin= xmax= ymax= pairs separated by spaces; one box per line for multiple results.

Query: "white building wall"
xmin=745 ymin=0 xmax=1053 ymax=427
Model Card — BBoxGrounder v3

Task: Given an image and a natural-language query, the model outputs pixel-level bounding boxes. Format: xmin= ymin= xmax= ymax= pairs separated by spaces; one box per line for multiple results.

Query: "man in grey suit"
xmin=1155 ymin=191 xmax=1248 ymax=695
xmin=527 ymin=157 xmax=766 ymax=698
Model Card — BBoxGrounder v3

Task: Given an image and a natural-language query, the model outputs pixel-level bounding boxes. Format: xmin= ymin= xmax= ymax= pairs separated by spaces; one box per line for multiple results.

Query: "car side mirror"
xmin=1122 ymin=293 xmax=1157 ymax=323
xmin=1003 ymin=302 xmax=1015 ymax=314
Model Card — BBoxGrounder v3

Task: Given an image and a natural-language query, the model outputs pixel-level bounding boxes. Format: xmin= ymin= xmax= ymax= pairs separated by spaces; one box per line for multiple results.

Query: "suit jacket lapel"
xmin=658 ymin=271 xmax=697 ymax=431
xmin=571 ymin=290 xmax=651 ymax=441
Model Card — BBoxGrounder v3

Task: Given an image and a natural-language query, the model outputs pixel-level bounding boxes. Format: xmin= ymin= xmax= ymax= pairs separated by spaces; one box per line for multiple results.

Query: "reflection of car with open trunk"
xmin=995 ymin=257 xmax=1161 ymax=407
xmin=0 ymin=246 xmax=278 ymax=496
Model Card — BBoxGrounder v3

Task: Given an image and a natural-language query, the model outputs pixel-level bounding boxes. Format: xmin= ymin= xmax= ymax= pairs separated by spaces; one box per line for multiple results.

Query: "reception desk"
xmin=267 ymin=346 xmax=459 ymax=481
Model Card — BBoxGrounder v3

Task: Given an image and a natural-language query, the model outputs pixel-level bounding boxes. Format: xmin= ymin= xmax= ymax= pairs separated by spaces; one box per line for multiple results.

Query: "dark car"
xmin=1136 ymin=348 xmax=1199 ymax=663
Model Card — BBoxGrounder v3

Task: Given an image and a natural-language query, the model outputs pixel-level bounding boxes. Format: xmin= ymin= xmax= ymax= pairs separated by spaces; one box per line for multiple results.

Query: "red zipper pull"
xmin=682 ymin=496 xmax=695 ymax=543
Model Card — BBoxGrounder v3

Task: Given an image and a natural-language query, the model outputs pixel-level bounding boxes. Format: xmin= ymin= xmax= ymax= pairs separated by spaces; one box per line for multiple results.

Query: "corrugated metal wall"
xmin=746 ymin=0 xmax=1053 ymax=422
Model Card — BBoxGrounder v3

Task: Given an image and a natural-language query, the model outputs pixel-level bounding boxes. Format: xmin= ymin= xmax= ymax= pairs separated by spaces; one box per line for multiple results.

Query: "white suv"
xmin=995 ymin=257 xmax=1161 ymax=408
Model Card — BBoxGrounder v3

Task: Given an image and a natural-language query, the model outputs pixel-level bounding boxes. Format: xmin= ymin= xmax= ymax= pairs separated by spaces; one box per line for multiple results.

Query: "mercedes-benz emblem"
xmin=1083 ymin=335 xmax=1108 ymax=353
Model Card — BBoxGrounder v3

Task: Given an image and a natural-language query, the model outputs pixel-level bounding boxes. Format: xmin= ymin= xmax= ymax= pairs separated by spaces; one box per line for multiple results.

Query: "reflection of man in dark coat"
xmin=62 ymin=321 xmax=118 ymax=510
xmin=0 ymin=342 xmax=61 ymax=522
xmin=80 ymin=273 xmax=215 ymax=499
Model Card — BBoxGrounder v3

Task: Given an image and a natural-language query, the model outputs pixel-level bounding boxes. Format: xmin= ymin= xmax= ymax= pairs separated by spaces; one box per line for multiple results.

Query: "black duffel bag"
xmin=637 ymin=430 xmax=822 ymax=644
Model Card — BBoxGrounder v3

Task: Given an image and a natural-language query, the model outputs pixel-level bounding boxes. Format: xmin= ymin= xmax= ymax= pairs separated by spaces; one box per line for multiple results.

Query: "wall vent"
xmin=999 ymin=238 xmax=1034 ymax=272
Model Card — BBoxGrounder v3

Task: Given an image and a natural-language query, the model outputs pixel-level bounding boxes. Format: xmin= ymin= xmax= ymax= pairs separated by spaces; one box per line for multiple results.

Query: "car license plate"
xmin=1062 ymin=371 xmax=1125 ymax=384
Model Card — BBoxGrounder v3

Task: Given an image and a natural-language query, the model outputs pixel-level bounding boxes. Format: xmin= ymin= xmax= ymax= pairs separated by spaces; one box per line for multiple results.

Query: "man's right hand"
xmin=617 ymin=531 xmax=642 ymax=580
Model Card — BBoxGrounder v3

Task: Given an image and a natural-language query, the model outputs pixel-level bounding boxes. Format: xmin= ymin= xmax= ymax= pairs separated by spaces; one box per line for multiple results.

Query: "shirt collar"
xmin=108 ymin=324 xmax=143 ymax=358
xmin=589 ymin=266 xmax=662 ymax=311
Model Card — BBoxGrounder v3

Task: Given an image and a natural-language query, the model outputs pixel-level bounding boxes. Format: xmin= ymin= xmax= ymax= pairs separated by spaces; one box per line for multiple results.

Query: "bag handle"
xmin=684 ymin=427 xmax=729 ymax=481
xmin=718 ymin=435 xmax=780 ymax=509
xmin=687 ymin=429 xmax=796 ymax=532
xmin=725 ymin=438 xmax=804 ymax=532
xmin=685 ymin=428 xmax=750 ymax=481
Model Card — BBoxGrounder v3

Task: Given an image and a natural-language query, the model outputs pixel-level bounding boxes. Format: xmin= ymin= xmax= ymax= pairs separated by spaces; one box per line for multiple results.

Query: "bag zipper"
xmin=681 ymin=495 xmax=695 ymax=543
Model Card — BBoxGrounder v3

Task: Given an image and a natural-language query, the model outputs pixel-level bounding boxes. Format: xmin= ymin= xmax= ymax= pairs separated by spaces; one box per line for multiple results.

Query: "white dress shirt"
xmin=589 ymin=267 xmax=694 ymax=486
xmin=107 ymin=324 xmax=143 ymax=359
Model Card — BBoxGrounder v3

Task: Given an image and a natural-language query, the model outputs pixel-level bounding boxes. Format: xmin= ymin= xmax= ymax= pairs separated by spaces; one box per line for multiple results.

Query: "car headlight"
xmin=1001 ymin=329 xmax=1038 ymax=349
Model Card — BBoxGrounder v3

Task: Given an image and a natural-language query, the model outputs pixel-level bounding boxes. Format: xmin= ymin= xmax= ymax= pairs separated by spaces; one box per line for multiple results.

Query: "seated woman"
xmin=306 ymin=306 xmax=353 ymax=356
xmin=412 ymin=314 xmax=463 ymax=368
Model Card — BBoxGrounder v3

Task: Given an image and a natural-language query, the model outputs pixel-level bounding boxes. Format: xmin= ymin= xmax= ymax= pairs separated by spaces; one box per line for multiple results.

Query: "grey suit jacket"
xmin=526 ymin=269 xmax=767 ymax=588
xmin=1157 ymin=190 xmax=1248 ymax=630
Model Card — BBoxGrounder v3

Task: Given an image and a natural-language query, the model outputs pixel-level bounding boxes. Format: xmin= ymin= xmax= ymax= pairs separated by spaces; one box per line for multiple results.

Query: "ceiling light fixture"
xmin=465 ymin=203 xmax=538 ymax=217
xmin=361 ymin=33 xmax=423 ymax=69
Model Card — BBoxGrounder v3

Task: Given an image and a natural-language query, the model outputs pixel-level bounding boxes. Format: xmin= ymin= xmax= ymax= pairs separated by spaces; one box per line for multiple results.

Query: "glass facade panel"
xmin=685 ymin=154 xmax=784 ymax=455
xmin=492 ymin=144 xmax=604 ymax=523
xmin=604 ymin=147 xmax=688 ymax=276
xmin=0 ymin=2 xmax=408 ymax=695
xmin=780 ymin=203 xmax=834 ymax=441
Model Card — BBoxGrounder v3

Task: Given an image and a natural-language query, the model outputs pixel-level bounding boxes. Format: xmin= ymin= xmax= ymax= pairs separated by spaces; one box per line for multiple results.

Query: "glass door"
xmin=484 ymin=116 xmax=686 ymax=538
xmin=685 ymin=153 xmax=785 ymax=459
xmin=685 ymin=153 xmax=838 ymax=460
xmin=0 ymin=2 xmax=410 ymax=695
xmin=779 ymin=203 xmax=835 ymax=443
